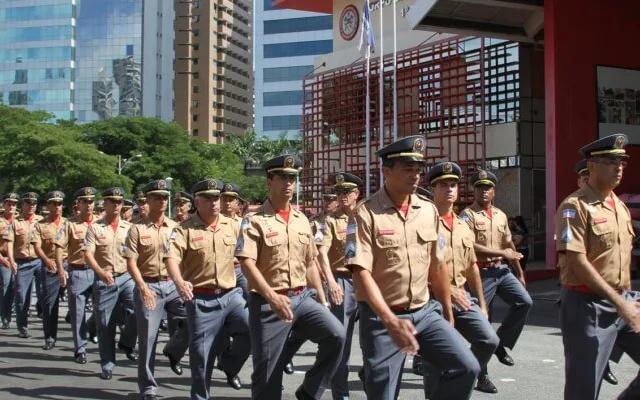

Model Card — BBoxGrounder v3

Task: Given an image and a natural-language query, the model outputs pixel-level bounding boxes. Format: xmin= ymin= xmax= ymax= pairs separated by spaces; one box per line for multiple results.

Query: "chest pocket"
xmin=376 ymin=233 xmax=401 ymax=264
xmin=96 ymin=233 xmax=110 ymax=247
xmin=591 ymin=222 xmax=614 ymax=249
xmin=189 ymin=234 xmax=209 ymax=253
xmin=264 ymin=232 xmax=286 ymax=261
xmin=474 ymin=220 xmax=488 ymax=244
xmin=41 ymin=231 xmax=55 ymax=241
xmin=72 ymin=229 xmax=86 ymax=241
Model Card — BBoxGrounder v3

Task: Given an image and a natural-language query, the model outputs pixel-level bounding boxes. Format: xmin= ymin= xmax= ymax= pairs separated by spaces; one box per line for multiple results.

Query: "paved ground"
xmin=0 ymin=279 xmax=638 ymax=399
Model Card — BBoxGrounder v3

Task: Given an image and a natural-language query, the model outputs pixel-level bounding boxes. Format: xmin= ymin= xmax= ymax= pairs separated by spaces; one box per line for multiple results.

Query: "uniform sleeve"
xmin=83 ymin=225 xmax=97 ymax=254
xmin=124 ymin=225 xmax=140 ymax=260
xmin=54 ymin=222 xmax=68 ymax=248
xmin=466 ymin=227 xmax=478 ymax=265
xmin=4 ymin=223 xmax=14 ymax=243
xmin=502 ymin=212 xmax=513 ymax=244
xmin=345 ymin=205 xmax=374 ymax=272
xmin=459 ymin=209 xmax=474 ymax=230
xmin=320 ymin=217 xmax=334 ymax=248
xmin=306 ymin=227 xmax=319 ymax=265
xmin=235 ymin=216 xmax=260 ymax=261
xmin=166 ymin=226 xmax=187 ymax=261
xmin=555 ymin=199 xmax=586 ymax=253
xmin=31 ymin=224 xmax=42 ymax=246
xmin=431 ymin=206 xmax=444 ymax=263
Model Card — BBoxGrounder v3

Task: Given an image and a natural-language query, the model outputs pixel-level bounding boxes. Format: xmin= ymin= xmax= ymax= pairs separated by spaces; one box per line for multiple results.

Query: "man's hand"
xmin=141 ymin=287 xmax=157 ymax=310
xmin=9 ymin=261 xmax=17 ymax=275
xmin=99 ymin=270 xmax=115 ymax=285
xmin=58 ymin=271 xmax=67 ymax=288
xmin=44 ymin=259 xmax=57 ymax=273
xmin=502 ymin=248 xmax=523 ymax=262
xmin=617 ymin=301 xmax=640 ymax=333
xmin=451 ymin=287 xmax=471 ymax=311
xmin=517 ymin=274 xmax=527 ymax=288
xmin=268 ymin=293 xmax=293 ymax=323
xmin=176 ymin=280 xmax=193 ymax=301
xmin=480 ymin=305 xmax=489 ymax=319
xmin=327 ymin=280 xmax=344 ymax=306
xmin=383 ymin=316 xmax=419 ymax=355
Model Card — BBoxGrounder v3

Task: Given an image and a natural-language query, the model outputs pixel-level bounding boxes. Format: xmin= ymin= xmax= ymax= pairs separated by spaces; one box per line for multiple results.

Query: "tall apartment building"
xmin=174 ymin=0 xmax=253 ymax=144
xmin=254 ymin=0 xmax=333 ymax=140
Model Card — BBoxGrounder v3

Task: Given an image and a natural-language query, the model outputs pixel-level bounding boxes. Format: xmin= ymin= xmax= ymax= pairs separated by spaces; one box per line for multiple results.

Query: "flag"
xmin=358 ymin=0 xmax=375 ymax=58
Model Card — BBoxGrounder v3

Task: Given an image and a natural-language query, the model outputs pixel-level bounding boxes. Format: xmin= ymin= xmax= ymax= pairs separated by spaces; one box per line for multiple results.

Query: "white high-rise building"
xmin=254 ymin=0 xmax=333 ymax=140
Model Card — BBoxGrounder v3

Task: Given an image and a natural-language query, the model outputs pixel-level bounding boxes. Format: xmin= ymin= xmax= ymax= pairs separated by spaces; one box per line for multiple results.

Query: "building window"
xmin=193 ymin=86 xmax=199 ymax=93
xmin=264 ymin=90 xmax=304 ymax=106
xmin=264 ymin=16 xmax=332 ymax=34
xmin=263 ymin=115 xmax=302 ymax=131
xmin=263 ymin=65 xmax=314 ymax=82
xmin=192 ymin=114 xmax=199 ymax=122
xmin=193 ymin=29 xmax=199 ymax=37
xmin=192 ymin=129 xmax=199 ymax=136
xmin=193 ymin=1 xmax=200 ymax=9
xmin=191 ymin=100 xmax=200 ymax=108
xmin=192 ymin=15 xmax=200 ymax=23
xmin=264 ymin=40 xmax=333 ymax=58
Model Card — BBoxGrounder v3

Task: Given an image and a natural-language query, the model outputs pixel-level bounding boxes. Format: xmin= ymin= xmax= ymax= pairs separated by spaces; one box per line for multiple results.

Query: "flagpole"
xmin=365 ymin=51 xmax=371 ymax=197
xmin=378 ymin=2 xmax=384 ymax=191
xmin=393 ymin=0 xmax=398 ymax=141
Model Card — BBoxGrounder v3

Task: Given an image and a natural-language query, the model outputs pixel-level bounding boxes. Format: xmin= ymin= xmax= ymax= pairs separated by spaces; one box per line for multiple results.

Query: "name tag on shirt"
xmin=141 ymin=235 xmax=152 ymax=240
xmin=377 ymin=229 xmax=395 ymax=236
xmin=338 ymin=229 xmax=346 ymax=234
xmin=593 ymin=217 xmax=608 ymax=224
xmin=192 ymin=236 xmax=204 ymax=242
xmin=266 ymin=232 xmax=279 ymax=238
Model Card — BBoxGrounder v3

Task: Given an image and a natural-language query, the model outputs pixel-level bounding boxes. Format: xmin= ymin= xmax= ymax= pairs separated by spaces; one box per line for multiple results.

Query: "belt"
xmin=69 ymin=263 xmax=89 ymax=270
xmin=275 ymin=286 xmax=306 ymax=297
xmin=143 ymin=276 xmax=172 ymax=283
xmin=333 ymin=272 xmax=352 ymax=278
xmin=193 ymin=287 xmax=232 ymax=295
xmin=563 ymin=284 xmax=623 ymax=295
xmin=390 ymin=305 xmax=422 ymax=314
xmin=477 ymin=259 xmax=504 ymax=268
xmin=233 ymin=261 xmax=241 ymax=268
xmin=112 ymin=271 xmax=126 ymax=278
xmin=15 ymin=258 xmax=37 ymax=263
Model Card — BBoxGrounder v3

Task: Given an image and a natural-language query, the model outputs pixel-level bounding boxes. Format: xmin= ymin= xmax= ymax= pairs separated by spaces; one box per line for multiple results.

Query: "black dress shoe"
xmin=412 ymin=355 xmax=424 ymax=376
xmin=284 ymin=361 xmax=294 ymax=375
xmin=495 ymin=346 xmax=514 ymax=366
xmin=159 ymin=319 xmax=168 ymax=332
xmin=1 ymin=321 xmax=9 ymax=329
xmin=143 ymin=396 xmax=158 ymax=400
xmin=75 ymin=352 xmax=87 ymax=364
xmin=118 ymin=343 xmax=138 ymax=361
xmin=64 ymin=313 xmax=71 ymax=323
xmin=90 ymin=335 xmax=98 ymax=344
xmin=358 ymin=368 xmax=366 ymax=394
xmin=476 ymin=374 xmax=498 ymax=393
xmin=18 ymin=330 xmax=30 ymax=338
xmin=42 ymin=341 xmax=55 ymax=350
xmin=604 ymin=363 xmax=618 ymax=385
xmin=295 ymin=386 xmax=315 ymax=400
xmin=163 ymin=351 xmax=183 ymax=375
xmin=225 ymin=372 xmax=242 ymax=390
xmin=100 ymin=370 xmax=112 ymax=380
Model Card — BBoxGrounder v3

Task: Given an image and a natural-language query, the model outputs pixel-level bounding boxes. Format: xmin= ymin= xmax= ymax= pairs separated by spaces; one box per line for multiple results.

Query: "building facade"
xmin=174 ymin=0 xmax=253 ymax=144
xmin=254 ymin=0 xmax=333 ymax=140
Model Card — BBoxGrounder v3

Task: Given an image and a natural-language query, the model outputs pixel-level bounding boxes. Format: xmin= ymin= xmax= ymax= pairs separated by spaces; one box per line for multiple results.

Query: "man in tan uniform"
xmin=0 ymin=193 xmax=19 ymax=329
xmin=165 ymin=179 xmax=250 ymax=399
xmin=556 ymin=134 xmax=640 ymax=400
xmin=84 ymin=187 xmax=137 ymax=380
xmin=310 ymin=187 xmax=338 ymax=243
xmin=460 ymin=171 xmax=532 ymax=367
xmin=121 ymin=199 xmax=135 ymax=222
xmin=32 ymin=191 xmax=67 ymax=350
xmin=236 ymin=155 xmax=345 ymax=400
xmin=126 ymin=180 xmax=189 ymax=400
xmin=7 ymin=192 xmax=43 ymax=338
xmin=173 ymin=191 xmax=193 ymax=223
xmin=345 ymin=136 xmax=479 ymax=400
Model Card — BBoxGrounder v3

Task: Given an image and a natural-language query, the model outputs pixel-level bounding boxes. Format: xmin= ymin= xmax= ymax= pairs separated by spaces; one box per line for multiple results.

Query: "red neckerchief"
xmin=277 ymin=209 xmax=290 ymax=224
xmin=442 ymin=213 xmax=454 ymax=230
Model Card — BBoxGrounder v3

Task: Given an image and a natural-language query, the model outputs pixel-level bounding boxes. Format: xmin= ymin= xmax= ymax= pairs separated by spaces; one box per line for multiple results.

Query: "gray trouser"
xmin=560 ymin=288 xmax=640 ymax=400
xmin=40 ymin=264 xmax=62 ymax=344
xmin=14 ymin=259 xmax=41 ymax=334
xmin=235 ymin=266 xmax=249 ymax=300
xmin=359 ymin=300 xmax=480 ymax=400
xmin=93 ymin=272 xmax=137 ymax=372
xmin=212 ymin=266 xmax=251 ymax=361
xmin=135 ymin=280 xmax=189 ymax=397
xmin=423 ymin=293 xmax=499 ymax=395
xmin=186 ymin=287 xmax=250 ymax=400
xmin=0 ymin=264 xmax=14 ymax=324
xmin=250 ymin=288 xmax=345 ymax=400
xmin=69 ymin=267 xmax=95 ymax=354
xmin=481 ymin=264 xmax=533 ymax=348
xmin=329 ymin=275 xmax=359 ymax=400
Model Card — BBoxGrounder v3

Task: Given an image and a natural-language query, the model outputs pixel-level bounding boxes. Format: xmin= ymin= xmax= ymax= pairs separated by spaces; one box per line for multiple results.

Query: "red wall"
xmin=545 ymin=0 xmax=640 ymax=263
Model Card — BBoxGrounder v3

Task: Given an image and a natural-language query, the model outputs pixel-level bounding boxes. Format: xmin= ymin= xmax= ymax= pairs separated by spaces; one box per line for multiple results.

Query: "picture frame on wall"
xmin=596 ymin=65 xmax=640 ymax=144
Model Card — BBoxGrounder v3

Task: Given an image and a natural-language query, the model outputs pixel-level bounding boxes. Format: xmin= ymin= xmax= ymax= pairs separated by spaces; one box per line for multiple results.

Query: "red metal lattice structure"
xmin=301 ymin=36 xmax=518 ymax=212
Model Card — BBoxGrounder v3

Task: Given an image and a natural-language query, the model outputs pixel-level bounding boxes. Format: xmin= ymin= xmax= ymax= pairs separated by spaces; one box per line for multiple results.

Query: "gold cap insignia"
xmin=158 ymin=180 xmax=167 ymax=189
xmin=224 ymin=183 xmax=233 ymax=192
xmin=479 ymin=170 xmax=487 ymax=179
xmin=114 ymin=188 xmax=121 ymax=196
xmin=443 ymin=163 xmax=452 ymax=173
xmin=413 ymin=138 xmax=424 ymax=152
xmin=284 ymin=156 xmax=295 ymax=168
xmin=174 ymin=193 xmax=181 ymax=200
xmin=335 ymin=174 xmax=345 ymax=184
xmin=615 ymin=135 xmax=625 ymax=149
xmin=84 ymin=188 xmax=91 ymax=196
xmin=208 ymin=180 xmax=217 ymax=190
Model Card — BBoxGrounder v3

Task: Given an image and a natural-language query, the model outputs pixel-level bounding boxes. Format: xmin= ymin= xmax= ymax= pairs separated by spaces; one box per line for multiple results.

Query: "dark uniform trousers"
xmin=93 ymin=272 xmax=137 ymax=372
xmin=0 ymin=264 xmax=14 ymax=325
xmin=14 ymin=259 xmax=41 ymax=334
xmin=249 ymin=288 xmax=346 ymax=400
xmin=186 ymin=287 xmax=250 ymax=400
xmin=560 ymin=288 xmax=640 ymax=400
xmin=69 ymin=267 xmax=95 ymax=354
xmin=40 ymin=262 xmax=64 ymax=344
xmin=481 ymin=263 xmax=533 ymax=349
xmin=423 ymin=293 xmax=500 ymax=396
xmin=135 ymin=280 xmax=189 ymax=397
xmin=359 ymin=300 xmax=480 ymax=400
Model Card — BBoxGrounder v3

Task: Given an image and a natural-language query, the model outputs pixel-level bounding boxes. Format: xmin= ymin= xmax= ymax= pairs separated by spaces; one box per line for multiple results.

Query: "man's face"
xmin=3 ymin=201 xmax=16 ymax=215
xmin=577 ymin=173 xmax=589 ymax=188
xmin=147 ymin=193 xmax=168 ymax=214
xmin=121 ymin=208 xmax=133 ymax=221
xmin=382 ymin=161 xmax=423 ymax=196
xmin=137 ymin=199 xmax=149 ymax=216
xmin=21 ymin=200 xmax=37 ymax=215
xmin=267 ymin=174 xmax=296 ymax=201
xmin=221 ymin=194 xmax=239 ymax=216
xmin=323 ymin=198 xmax=338 ymax=213
xmin=48 ymin=201 xmax=63 ymax=217
xmin=174 ymin=201 xmax=191 ymax=219
xmin=474 ymin=184 xmax=495 ymax=205
xmin=432 ymin=179 xmax=459 ymax=206
xmin=195 ymin=194 xmax=220 ymax=218
xmin=589 ymin=157 xmax=627 ymax=189
xmin=104 ymin=198 xmax=123 ymax=217
xmin=77 ymin=198 xmax=94 ymax=215
xmin=336 ymin=187 xmax=359 ymax=208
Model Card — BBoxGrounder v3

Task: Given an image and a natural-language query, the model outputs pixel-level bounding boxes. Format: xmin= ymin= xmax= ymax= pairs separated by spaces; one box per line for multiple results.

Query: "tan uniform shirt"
xmin=166 ymin=213 xmax=238 ymax=289
xmin=9 ymin=215 xmax=43 ymax=260
xmin=439 ymin=215 xmax=476 ymax=288
xmin=235 ymin=199 xmax=317 ymax=292
xmin=460 ymin=204 xmax=512 ymax=263
xmin=320 ymin=210 xmax=350 ymax=274
xmin=0 ymin=216 xmax=15 ymax=255
xmin=125 ymin=217 xmax=177 ymax=278
xmin=33 ymin=217 xmax=67 ymax=260
xmin=55 ymin=216 xmax=94 ymax=265
xmin=555 ymin=184 xmax=634 ymax=289
xmin=84 ymin=217 xmax=131 ymax=275
xmin=345 ymin=189 xmax=441 ymax=309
